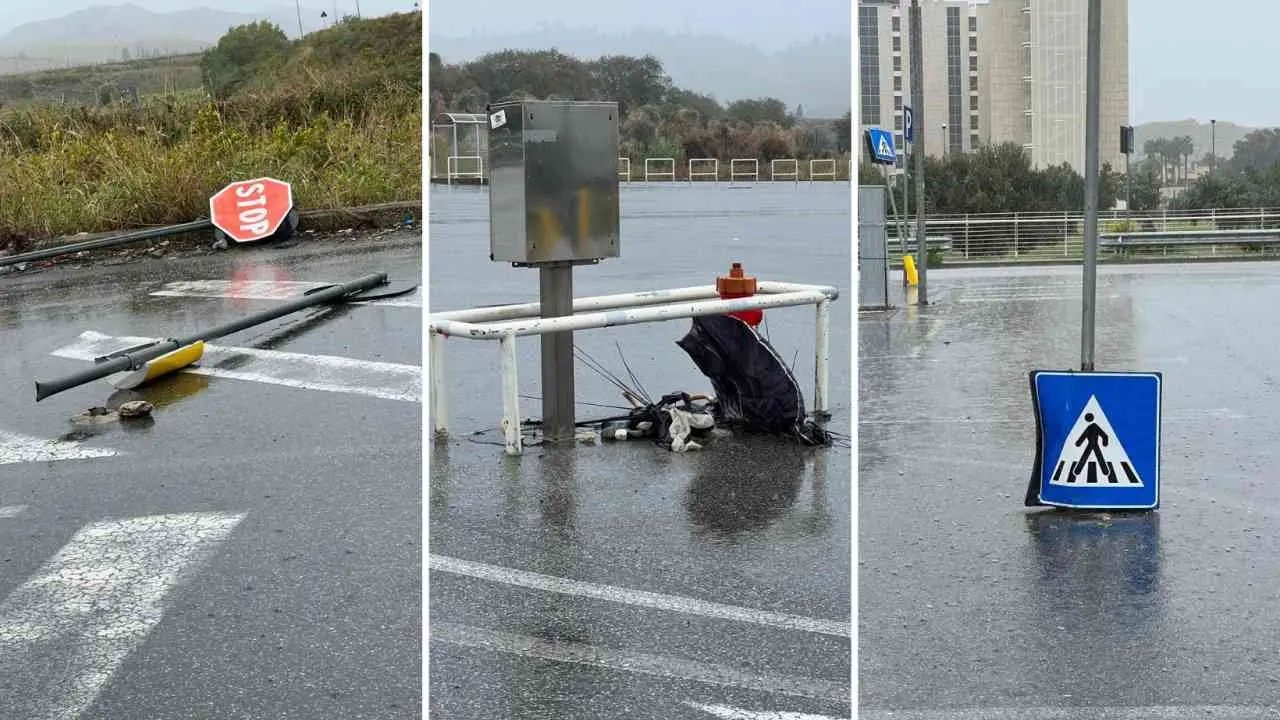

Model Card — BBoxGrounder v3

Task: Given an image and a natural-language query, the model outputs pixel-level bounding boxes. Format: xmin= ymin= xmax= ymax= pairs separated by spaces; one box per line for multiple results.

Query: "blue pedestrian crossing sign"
xmin=865 ymin=127 xmax=897 ymax=165
xmin=904 ymin=106 xmax=914 ymax=143
xmin=1026 ymin=370 xmax=1162 ymax=510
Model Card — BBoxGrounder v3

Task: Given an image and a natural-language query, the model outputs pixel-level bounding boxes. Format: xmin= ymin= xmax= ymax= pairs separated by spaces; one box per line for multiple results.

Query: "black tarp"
xmin=676 ymin=314 xmax=830 ymax=445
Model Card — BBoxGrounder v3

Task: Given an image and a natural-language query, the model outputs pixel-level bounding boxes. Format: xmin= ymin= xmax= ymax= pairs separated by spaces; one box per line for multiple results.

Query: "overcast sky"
xmin=0 ymin=1 xmax=412 ymax=32
xmin=428 ymin=0 xmax=850 ymax=52
xmin=1130 ymin=0 xmax=1276 ymax=126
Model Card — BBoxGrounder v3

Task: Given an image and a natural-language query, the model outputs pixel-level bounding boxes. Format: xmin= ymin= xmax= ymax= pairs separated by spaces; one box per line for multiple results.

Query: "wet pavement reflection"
xmin=429 ymin=183 xmax=852 ymax=719
xmin=860 ymin=263 xmax=1280 ymax=716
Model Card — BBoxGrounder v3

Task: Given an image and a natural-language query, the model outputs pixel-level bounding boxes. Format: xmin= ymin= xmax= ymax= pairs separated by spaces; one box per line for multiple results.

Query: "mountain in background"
xmin=429 ymin=25 xmax=851 ymax=119
xmin=1134 ymin=119 xmax=1260 ymax=161
xmin=0 ymin=4 xmax=303 ymax=74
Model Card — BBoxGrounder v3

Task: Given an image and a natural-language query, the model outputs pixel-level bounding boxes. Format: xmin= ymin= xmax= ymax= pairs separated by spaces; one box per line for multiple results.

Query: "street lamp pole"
xmin=1211 ymin=118 xmax=1217 ymax=176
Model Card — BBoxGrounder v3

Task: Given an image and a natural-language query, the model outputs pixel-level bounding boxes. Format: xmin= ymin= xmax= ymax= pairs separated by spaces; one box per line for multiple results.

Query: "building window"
xmin=971 ymin=133 xmax=980 ymax=148
xmin=894 ymin=95 xmax=903 ymax=110
xmin=894 ymin=75 xmax=902 ymax=91
xmin=892 ymin=15 xmax=900 ymax=32
xmin=895 ymin=115 xmax=903 ymax=130
xmin=969 ymin=36 xmax=977 ymax=52
xmin=970 ymin=95 xmax=978 ymax=111
xmin=893 ymin=36 xmax=901 ymax=52
xmin=970 ymin=75 xmax=978 ymax=92
xmin=946 ymin=6 xmax=964 ymax=156
xmin=893 ymin=56 xmax=902 ymax=72
xmin=971 ymin=115 xmax=979 ymax=130
xmin=969 ymin=15 xmax=977 ymax=32
xmin=969 ymin=55 xmax=978 ymax=72
xmin=859 ymin=6 xmax=881 ymax=125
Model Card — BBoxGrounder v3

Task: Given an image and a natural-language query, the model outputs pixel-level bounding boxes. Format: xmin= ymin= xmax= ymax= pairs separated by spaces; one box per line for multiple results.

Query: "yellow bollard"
xmin=903 ymin=255 xmax=919 ymax=286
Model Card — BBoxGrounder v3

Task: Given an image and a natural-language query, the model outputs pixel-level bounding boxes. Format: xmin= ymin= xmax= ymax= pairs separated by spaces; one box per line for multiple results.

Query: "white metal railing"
xmin=644 ymin=157 xmax=676 ymax=182
xmin=809 ymin=159 xmax=836 ymax=181
xmin=429 ymin=281 xmax=839 ymax=455
xmin=771 ymin=158 xmax=799 ymax=181
xmin=689 ymin=158 xmax=719 ymax=182
xmin=446 ymin=155 xmax=484 ymax=184
xmin=730 ymin=158 xmax=759 ymax=182
xmin=618 ymin=157 xmax=631 ymax=182
xmin=880 ymin=207 xmax=1280 ymax=260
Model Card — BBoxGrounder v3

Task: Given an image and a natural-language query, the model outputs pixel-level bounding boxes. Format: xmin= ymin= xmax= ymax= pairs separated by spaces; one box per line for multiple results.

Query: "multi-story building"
xmin=978 ymin=0 xmax=1128 ymax=171
xmin=859 ymin=0 xmax=981 ymax=167
xmin=858 ymin=0 xmax=1129 ymax=172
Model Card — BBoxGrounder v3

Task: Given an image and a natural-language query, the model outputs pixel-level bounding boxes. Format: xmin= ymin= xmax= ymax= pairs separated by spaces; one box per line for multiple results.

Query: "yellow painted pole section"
xmin=903 ymin=255 xmax=919 ymax=286
xmin=113 ymin=342 xmax=205 ymax=390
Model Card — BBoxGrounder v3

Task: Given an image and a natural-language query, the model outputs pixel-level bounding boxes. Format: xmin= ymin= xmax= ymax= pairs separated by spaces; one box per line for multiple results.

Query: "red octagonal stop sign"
xmin=209 ymin=177 xmax=293 ymax=243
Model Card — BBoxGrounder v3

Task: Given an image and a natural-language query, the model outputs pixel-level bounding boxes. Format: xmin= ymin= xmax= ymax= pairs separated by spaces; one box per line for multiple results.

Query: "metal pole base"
xmin=539 ymin=263 xmax=576 ymax=442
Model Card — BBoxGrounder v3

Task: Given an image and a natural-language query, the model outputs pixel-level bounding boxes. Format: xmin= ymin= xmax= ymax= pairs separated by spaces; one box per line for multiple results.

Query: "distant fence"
xmin=688 ymin=158 xmax=719 ymax=182
xmin=885 ymin=207 xmax=1280 ymax=263
xmin=434 ymin=154 xmax=852 ymax=183
xmin=730 ymin=158 xmax=759 ymax=182
xmin=644 ymin=157 xmax=676 ymax=182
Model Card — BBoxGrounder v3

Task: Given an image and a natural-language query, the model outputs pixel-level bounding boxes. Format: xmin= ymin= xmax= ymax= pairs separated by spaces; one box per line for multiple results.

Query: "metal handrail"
xmin=429 ymin=281 xmax=838 ymax=455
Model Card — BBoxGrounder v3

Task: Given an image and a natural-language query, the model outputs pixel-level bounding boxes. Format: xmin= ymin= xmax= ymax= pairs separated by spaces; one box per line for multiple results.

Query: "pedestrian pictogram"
xmin=1027 ymin=370 xmax=1162 ymax=510
xmin=1049 ymin=395 xmax=1143 ymax=487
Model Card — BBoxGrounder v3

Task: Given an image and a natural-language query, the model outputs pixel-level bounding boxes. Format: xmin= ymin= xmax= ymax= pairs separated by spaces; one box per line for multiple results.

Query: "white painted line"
xmin=0 ymin=512 xmax=244 ymax=720
xmin=0 ymin=505 xmax=28 ymax=518
xmin=686 ymin=701 xmax=847 ymax=719
xmin=0 ymin=430 xmax=118 ymax=466
xmin=429 ymin=554 xmax=849 ymax=638
xmin=151 ymin=280 xmax=420 ymax=308
xmin=858 ymin=707 xmax=1280 ymax=720
xmin=432 ymin=622 xmax=848 ymax=704
xmin=52 ymin=331 xmax=421 ymax=403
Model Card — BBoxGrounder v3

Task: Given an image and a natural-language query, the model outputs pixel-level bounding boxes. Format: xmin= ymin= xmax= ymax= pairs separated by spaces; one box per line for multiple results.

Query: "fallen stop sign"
xmin=210 ymin=177 xmax=293 ymax=243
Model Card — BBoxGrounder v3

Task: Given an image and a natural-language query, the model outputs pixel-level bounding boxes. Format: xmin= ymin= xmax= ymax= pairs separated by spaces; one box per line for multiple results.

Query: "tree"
xmin=833 ymin=110 xmax=852 ymax=154
xmin=726 ymin=97 xmax=791 ymax=127
xmin=200 ymin=21 xmax=291 ymax=98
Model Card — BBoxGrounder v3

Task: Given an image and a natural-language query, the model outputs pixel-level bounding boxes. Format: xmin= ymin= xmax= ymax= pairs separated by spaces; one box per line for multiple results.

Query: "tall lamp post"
xmin=1210 ymin=118 xmax=1217 ymax=176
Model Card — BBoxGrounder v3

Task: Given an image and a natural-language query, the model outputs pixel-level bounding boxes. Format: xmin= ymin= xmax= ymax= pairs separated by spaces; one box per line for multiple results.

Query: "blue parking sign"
xmin=1027 ymin=370 xmax=1162 ymax=510
xmin=904 ymin=106 xmax=914 ymax=144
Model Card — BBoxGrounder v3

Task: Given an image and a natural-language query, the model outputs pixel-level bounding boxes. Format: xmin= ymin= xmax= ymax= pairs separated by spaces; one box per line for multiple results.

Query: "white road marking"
xmin=858 ymin=707 xmax=1280 ymax=720
xmin=150 ymin=280 xmax=420 ymax=308
xmin=52 ymin=331 xmax=421 ymax=403
xmin=686 ymin=701 xmax=847 ymax=719
xmin=432 ymin=622 xmax=848 ymax=703
xmin=429 ymin=554 xmax=849 ymax=638
xmin=0 ymin=505 xmax=28 ymax=518
xmin=0 ymin=430 xmax=118 ymax=466
xmin=0 ymin=512 xmax=244 ymax=720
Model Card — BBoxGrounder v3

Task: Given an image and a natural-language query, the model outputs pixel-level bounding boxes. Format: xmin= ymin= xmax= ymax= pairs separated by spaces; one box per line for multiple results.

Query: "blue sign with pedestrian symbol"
xmin=1027 ymin=370 xmax=1162 ymax=510
xmin=865 ymin=127 xmax=897 ymax=165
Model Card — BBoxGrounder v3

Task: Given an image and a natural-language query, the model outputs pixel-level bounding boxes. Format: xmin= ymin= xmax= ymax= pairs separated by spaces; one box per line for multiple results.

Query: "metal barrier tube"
xmin=432 ymin=290 xmax=831 ymax=340
xmin=35 ymin=272 xmax=388 ymax=401
xmin=1 ymin=220 xmax=213 ymax=268
xmin=499 ymin=333 xmax=521 ymax=455
xmin=815 ymin=299 xmax=830 ymax=415
xmin=431 ymin=331 xmax=449 ymax=438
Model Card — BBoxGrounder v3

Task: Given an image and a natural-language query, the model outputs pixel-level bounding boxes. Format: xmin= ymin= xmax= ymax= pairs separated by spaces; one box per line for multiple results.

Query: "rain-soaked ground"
xmin=860 ymin=262 xmax=1280 ymax=719
xmin=0 ymin=232 xmax=420 ymax=719
xmin=429 ymin=182 xmax=853 ymax=719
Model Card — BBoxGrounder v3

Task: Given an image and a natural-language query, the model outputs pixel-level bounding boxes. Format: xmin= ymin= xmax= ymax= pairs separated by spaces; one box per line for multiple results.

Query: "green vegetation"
xmin=429 ymin=49 xmax=850 ymax=179
xmin=1168 ymin=129 xmax=1280 ymax=218
xmin=0 ymin=11 xmax=420 ymax=241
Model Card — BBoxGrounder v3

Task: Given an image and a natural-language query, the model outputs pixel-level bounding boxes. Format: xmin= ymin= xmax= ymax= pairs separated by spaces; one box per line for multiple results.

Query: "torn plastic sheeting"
xmin=676 ymin=314 xmax=831 ymax=446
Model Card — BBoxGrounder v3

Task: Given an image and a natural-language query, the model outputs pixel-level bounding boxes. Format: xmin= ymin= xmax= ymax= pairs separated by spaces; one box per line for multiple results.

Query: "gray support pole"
xmin=909 ymin=0 xmax=928 ymax=304
xmin=539 ymin=263 xmax=576 ymax=442
xmin=901 ymin=156 xmax=909 ymax=263
xmin=1081 ymin=0 xmax=1102 ymax=372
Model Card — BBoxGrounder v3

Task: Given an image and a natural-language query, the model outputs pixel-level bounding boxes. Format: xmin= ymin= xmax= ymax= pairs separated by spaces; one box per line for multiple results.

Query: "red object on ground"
xmin=716 ymin=261 xmax=762 ymax=327
xmin=210 ymin=177 xmax=293 ymax=243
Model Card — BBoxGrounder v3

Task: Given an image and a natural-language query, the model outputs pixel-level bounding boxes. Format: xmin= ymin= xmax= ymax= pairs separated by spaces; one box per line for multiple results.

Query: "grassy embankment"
xmin=0 ymin=12 xmax=421 ymax=244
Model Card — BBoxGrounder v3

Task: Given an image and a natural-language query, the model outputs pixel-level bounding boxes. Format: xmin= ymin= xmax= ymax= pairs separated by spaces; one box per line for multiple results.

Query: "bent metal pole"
xmin=34 ymin=272 xmax=388 ymax=401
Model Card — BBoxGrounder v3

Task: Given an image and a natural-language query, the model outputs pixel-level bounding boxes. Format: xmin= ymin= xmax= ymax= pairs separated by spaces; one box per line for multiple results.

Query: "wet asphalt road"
xmin=429 ymin=183 xmax=853 ymax=719
xmin=860 ymin=263 xmax=1280 ymax=718
xmin=0 ymin=232 xmax=421 ymax=719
